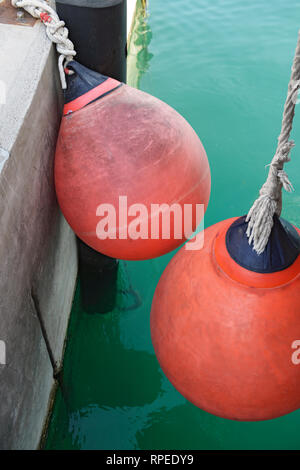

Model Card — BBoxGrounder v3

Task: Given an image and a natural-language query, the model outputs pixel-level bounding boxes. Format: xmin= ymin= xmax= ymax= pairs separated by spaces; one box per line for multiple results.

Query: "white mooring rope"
xmin=11 ymin=0 xmax=76 ymax=88
xmin=246 ymin=31 xmax=300 ymax=254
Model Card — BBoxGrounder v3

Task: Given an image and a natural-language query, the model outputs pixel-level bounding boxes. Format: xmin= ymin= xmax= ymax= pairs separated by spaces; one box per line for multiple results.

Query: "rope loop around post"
xmin=246 ymin=30 xmax=300 ymax=254
xmin=11 ymin=0 xmax=76 ymax=88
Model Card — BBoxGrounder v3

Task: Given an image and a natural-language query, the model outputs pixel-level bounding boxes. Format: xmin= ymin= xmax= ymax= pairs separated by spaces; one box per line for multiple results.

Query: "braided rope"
xmin=246 ymin=31 xmax=300 ymax=254
xmin=11 ymin=0 xmax=76 ymax=88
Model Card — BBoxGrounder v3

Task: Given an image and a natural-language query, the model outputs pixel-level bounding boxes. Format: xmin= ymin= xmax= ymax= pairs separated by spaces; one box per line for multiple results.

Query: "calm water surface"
xmin=46 ymin=0 xmax=300 ymax=449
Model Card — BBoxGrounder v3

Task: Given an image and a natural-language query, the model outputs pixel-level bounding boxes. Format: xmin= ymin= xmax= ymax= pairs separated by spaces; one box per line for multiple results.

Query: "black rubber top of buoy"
xmin=64 ymin=60 xmax=110 ymax=104
xmin=226 ymin=215 xmax=300 ymax=273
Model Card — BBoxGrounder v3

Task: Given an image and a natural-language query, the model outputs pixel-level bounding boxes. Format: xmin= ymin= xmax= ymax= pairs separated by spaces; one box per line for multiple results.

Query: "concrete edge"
xmin=38 ymin=380 xmax=59 ymax=450
xmin=37 ymin=272 xmax=78 ymax=449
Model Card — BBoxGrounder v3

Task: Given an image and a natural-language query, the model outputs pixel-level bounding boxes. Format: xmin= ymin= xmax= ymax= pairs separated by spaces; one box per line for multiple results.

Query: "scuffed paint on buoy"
xmin=55 ymin=61 xmax=211 ymax=260
xmin=151 ymin=216 xmax=300 ymax=421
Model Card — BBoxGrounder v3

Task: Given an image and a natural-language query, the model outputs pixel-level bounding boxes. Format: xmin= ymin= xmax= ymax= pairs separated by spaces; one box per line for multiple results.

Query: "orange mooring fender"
xmin=55 ymin=82 xmax=210 ymax=260
xmin=150 ymin=218 xmax=300 ymax=421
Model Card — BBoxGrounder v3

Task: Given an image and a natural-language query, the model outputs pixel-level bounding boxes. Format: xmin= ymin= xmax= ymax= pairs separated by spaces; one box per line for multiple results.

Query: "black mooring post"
xmin=56 ymin=0 xmax=127 ymax=81
xmin=56 ymin=0 xmax=127 ymax=313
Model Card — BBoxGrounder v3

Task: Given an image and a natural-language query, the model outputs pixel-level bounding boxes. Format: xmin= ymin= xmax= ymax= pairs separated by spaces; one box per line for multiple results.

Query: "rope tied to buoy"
xmin=246 ymin=31 xmax=300 ymax=254
xmin=11 ymin=0 xmax=76 ymax=89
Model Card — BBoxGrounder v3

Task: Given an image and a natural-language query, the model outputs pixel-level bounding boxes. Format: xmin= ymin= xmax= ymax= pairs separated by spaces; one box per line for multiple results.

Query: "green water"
xmin=45 ymin=0 xmax=300 ymax=450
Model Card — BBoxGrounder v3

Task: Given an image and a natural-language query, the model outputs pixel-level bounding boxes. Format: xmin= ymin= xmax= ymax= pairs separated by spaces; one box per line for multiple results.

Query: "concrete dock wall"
xmin=0 ymin=19 xmax=77 ymax=449
xmin=0 ymin=0 xmax=139 ymax=450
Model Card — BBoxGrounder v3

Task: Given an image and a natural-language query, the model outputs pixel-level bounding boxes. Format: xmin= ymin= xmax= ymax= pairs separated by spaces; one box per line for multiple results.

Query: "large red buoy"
xmin=150 ymin=216 xmax=300 ymax=421
xmin=55 ymin=62 xmax=210 ymax=260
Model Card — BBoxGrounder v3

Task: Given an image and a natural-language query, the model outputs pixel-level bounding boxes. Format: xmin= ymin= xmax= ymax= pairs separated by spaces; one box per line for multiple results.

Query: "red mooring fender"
xmin=55 ymin=70 xmax=210 ymax=260
xmin=150 ymin=218 xmax=300 ymax=421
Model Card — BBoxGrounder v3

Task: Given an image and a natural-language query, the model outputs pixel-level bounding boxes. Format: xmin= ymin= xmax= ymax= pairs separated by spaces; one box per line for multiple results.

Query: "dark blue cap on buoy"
xmin=64 ymin=61 xmax=108 ymax=102
xmin=226 ymin=215 xmax=300 ymax=273
xmin=63 ymin=61 xmax=122 ymax=115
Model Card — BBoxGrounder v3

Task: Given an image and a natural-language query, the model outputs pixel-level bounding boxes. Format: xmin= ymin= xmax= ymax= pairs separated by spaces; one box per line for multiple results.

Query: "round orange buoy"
xmin=150 ymin=215 xmax=300 ymax=421
xmin=55 ymin=62 xmax=211 ymax=260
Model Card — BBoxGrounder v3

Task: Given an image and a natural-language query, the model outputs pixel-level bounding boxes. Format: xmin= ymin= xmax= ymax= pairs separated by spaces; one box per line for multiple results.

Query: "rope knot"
xmin=274 ymin=140 xmax=295 ymax=164
xmin=11 ymin=0 xmax=76 ymax=89
xmin=277 ymin=169 xmax=294 ymax=192
xmin=40 ymin=11 xmax=51 ymax=23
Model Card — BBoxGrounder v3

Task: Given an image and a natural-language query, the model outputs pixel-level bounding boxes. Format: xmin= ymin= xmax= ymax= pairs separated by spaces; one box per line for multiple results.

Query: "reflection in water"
xmin=119 ymin=262 xmax=142 ymax=312
xmin=68 ymin=377 xmax=186 ymax=450
xmin=127 ymin=1 xmax=153 ymax=88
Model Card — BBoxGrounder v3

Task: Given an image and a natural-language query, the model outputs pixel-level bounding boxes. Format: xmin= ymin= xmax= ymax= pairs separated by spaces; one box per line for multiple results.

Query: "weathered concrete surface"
xmin=0 ymin=19 xmax=77 ymax=449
